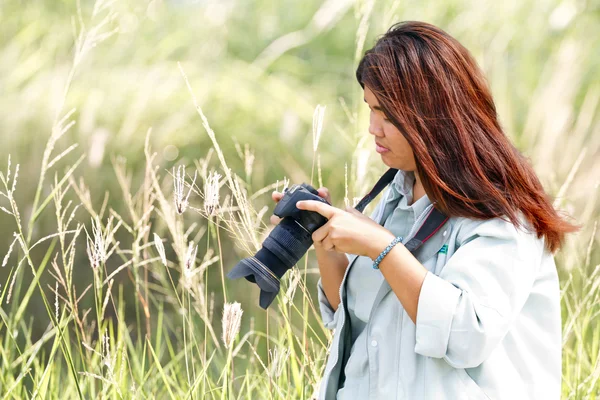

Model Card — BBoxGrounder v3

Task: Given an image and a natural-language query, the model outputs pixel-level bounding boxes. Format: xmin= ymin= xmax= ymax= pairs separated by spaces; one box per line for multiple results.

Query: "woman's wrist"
xmin=368 ymin=231 xmax=398 ymax=260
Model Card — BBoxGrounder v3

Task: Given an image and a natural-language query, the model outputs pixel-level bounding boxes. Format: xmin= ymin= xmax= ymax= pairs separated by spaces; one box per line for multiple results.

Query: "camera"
xmin=227 ymin=183 xmax=330 ymax=309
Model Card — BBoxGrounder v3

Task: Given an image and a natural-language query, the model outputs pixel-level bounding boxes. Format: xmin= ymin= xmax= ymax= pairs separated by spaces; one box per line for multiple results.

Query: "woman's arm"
xmin=315 ymin=244 xmax=349 ymax=311
xmin=368 ymin=229 xmax=428 ymax=324
xmin=371 ymin=218 xmax=543 ymax=368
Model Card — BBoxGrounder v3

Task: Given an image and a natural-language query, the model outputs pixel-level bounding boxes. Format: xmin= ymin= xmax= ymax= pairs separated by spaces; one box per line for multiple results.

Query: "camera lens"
xmin=227 ymin=217 xmax=313 ymax=309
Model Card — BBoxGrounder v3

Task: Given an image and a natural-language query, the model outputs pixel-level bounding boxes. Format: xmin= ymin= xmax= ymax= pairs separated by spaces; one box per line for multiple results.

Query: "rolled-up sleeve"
xmin=317 ymin=277 xmax=341 ymax=330
xmin=414 ymin=218 xmax=542 ymax=368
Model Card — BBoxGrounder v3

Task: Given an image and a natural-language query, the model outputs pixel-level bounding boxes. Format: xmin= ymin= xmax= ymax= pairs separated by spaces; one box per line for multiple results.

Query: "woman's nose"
xmin=369 ymin=117 xmax=383 ymax=137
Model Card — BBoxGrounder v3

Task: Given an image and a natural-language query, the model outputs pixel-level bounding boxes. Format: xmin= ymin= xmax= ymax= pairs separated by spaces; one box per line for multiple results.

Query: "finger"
xmin=272 ymin=191 xmax=283 ymax=202
xmin=296 ymin=200 xmax=337 ymax=219
xmin=322 ymin=235 xmax=337 ymax=252
xmin=312 ymin=236 xmax=325 ymax=249
xmin=270 ymin=215 xmax=282 ymax=225
xmin=312 ymin=225 xmax=329 ymax=243
xmin=312 ymin=229 xmax=328 ymax=248
xmin=317 ymin=187 xmax=331 ymax=203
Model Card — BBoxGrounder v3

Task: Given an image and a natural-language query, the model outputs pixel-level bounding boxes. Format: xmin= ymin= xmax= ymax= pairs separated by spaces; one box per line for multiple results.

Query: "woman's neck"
xmin=411 ymin=171 xmax=426 ymax=205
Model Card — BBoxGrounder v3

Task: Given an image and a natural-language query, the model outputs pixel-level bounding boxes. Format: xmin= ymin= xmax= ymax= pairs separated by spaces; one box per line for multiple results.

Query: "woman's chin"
xmin=380 ymin=156 xmax=411 ymax=171
xmin=379 ymin=154 xmax=396 ymax=168
xmin=380 ymin=158 xmax=393 ymax=168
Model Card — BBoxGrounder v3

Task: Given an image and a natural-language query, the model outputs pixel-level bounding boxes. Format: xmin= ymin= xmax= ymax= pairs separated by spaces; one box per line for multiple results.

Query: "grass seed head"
xmin=153 ymin=233 xmax=167 ymax=266
xmin=204 ymin=170 xmax=222 ymax=217
xmin=222 ymin=301 xmax=243 ymax=349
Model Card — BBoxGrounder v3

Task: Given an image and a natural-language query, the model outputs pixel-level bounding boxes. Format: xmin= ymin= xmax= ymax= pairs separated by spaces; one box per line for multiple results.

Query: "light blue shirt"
xmin=317 ymin=170 xmax=562 ymax=400
xmin=337 ymin=173 xmax=430 ymax=399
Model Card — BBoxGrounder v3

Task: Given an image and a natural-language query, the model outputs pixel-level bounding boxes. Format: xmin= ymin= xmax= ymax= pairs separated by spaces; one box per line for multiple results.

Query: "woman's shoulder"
xmin=448 ymin=214 xmax=546 ymax=257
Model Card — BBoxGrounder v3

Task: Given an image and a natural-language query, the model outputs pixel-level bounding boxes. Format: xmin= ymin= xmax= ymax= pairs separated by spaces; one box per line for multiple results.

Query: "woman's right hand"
xmin=270 ymin=187 xmax=332 ymax=226
xmin=271 ymin=186 xmax=347 ymax=310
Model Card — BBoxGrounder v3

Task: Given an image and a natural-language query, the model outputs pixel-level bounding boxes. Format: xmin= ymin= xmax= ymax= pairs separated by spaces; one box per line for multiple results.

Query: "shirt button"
xmin=371 ymin=339 xmax=378 ymax=347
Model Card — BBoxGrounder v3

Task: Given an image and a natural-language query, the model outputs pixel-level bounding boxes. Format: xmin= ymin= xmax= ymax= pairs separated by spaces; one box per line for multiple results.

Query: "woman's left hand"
xmin=296 ymin=200 xmax=396 ymax=259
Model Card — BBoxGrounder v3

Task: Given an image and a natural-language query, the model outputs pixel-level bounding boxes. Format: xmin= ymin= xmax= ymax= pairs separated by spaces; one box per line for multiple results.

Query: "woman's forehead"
xmin=363 ymin=86 xmax=380 ymax=105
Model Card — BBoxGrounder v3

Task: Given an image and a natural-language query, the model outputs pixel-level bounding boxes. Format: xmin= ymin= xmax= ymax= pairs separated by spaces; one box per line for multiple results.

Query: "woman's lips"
xmin=376 ymin=143 xmax=390 ymax=153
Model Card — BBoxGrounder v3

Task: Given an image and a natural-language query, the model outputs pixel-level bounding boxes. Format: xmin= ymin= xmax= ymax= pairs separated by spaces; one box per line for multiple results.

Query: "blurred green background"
xmin=1 ymin=0 xmax=599 ymax=397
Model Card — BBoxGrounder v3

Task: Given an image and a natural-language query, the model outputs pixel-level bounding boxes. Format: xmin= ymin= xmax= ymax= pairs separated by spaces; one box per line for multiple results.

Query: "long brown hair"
xmin=356 ymin=21 xmax=578 ymax=253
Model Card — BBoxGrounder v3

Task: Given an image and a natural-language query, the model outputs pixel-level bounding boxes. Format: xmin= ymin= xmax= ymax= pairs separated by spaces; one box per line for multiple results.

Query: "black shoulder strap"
xmin=354 ymin=168 xmax=398 ymax=213
xmin=404 ymin=207 xmax=449 ymax=253
xmin=354 ymin=168 xmax=449 ymax=251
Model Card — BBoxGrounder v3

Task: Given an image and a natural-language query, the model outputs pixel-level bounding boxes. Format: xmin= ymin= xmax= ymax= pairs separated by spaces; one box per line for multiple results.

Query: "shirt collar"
xmin=392 ymin=169 xmax=431 ymax=217
xmin=392 ymin=169 xmax=415 ymax=198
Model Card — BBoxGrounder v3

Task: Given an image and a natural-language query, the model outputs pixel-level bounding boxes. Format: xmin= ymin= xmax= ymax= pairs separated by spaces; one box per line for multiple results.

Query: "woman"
xmin=273 ymin=21 xmax=577 ymax=399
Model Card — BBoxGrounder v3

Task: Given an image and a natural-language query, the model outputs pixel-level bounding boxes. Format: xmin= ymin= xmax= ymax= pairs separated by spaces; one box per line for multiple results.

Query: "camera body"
xmin=273 ymin=183 xmax=330 ymax=233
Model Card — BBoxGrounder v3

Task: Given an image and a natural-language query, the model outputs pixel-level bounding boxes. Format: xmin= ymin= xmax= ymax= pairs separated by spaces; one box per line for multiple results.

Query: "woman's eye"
xmin=369 ymin=108 xmax=389 ymax=122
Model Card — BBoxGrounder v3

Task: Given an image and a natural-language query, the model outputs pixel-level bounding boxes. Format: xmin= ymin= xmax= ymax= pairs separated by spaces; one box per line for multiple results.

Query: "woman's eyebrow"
xmin=364 ymin=99 xmax=383 ymax=111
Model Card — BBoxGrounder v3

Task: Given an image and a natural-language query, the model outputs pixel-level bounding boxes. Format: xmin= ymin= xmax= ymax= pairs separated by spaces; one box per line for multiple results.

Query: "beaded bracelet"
xmin=372 ymin=236 xmax=403 ymax=269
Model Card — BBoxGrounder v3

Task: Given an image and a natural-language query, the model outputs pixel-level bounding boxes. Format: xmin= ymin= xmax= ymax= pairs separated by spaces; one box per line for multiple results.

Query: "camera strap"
xmin=354 ymin=168 xmax=399 ymax=213
xmin=404 ymin=206 xmax=449 ymax=253
xmin=354 ymin=168 xmax=449 ymax=253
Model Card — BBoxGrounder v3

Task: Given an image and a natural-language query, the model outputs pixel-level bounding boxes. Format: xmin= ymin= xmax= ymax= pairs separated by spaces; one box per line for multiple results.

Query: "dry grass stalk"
xmin=153 ymin=233 xmax=167 ymax=266
xmin=233 ymin=140 xmax=256 ymax=179
xmin=222 ymin=302 xmax=243 ymax=349
xmin=312 ymin=104 xmax=326 ymax=152
xmin=173 ymin=165 xmax=197 ymax=215
xmin=2 ymin=233 xmax=18 ymax=268
xmin=204 ymin=170 xmax=222 ymax=217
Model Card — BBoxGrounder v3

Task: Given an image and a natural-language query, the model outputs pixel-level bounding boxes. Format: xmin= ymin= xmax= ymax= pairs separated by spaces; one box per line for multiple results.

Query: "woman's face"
xmin=364 ymin=85 xmax=417 ymax=172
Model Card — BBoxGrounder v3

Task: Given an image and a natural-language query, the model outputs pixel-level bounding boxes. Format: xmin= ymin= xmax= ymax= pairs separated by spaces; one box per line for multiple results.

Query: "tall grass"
xmin=0 ymin=0 xmax=599 ymax=398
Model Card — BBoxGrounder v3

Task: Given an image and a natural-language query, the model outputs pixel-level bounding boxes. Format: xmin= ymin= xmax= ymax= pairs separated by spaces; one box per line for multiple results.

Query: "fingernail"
xmin=296 ymin=201 xmax=302 ymax=208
